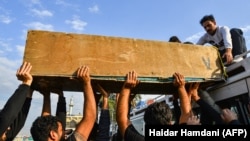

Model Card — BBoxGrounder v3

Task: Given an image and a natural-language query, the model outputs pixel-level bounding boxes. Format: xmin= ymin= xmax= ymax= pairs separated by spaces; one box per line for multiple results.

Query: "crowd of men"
xmin=0 ymin=14 xmax=248 ymax=141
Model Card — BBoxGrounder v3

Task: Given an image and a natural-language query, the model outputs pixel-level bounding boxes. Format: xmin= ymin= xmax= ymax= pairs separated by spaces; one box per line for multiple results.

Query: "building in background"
xmin=66 ymin=96 xmax=83 ymax=130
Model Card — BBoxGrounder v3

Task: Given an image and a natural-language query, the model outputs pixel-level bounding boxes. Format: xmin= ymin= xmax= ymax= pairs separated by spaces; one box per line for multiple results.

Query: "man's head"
xmin=30 ymin=115 xmax=65 ymax=141
xmin=144 ymin=101 xmax=173 ymax=125
xmin=169 ymin=36 xmax=181 ymax=43
xmin=200 ymin=14 xmax=217 ymax=35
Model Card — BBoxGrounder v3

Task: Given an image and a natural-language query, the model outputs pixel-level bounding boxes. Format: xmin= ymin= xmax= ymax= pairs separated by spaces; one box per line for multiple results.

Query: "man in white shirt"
xmin=197 ymin=14 xmax=247 ymax=65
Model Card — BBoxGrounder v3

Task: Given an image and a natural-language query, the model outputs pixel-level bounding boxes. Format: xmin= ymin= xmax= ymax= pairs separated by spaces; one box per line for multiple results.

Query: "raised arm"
xmin=96 ymin=84 xmax=110 ymax=109
xmin=53 ymin=88 xmax=66 ymax=130
xmin=116 ymin=70 xmax=138 ymax=137
xmin=189 ymin=83 xmax=223 ymax=124
xmin=41 ymin=91 xmax=51 ymax=116
xmin=95 ymin=84 xmax=111 ymax=141
xmin=173 ymin=72 xmax=192 ymax=124
xmin=75 ymin=66 xmax=96 ymax=140
xmin=0 ymin=62 xmax=32 ymax=139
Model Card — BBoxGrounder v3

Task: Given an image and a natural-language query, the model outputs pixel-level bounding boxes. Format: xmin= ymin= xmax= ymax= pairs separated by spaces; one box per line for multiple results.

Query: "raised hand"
xmin=173 ymin=72 xmax=185 ymax=88
xmin=16 ymin=62 xmax=33 ymax=85
xmin=123 ymin=70 xmax=139 ymax=89
xmin=77 ymin=66 xmax=91 ymax=84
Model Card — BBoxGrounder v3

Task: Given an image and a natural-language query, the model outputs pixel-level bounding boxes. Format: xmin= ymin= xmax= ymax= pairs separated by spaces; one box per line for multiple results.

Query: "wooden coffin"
xmin=23 ymin=30 xmax=226 ymax=94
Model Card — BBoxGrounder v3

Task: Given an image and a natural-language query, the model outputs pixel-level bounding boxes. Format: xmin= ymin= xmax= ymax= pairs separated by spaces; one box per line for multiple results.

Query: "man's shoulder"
xmin=125 ymin=124 xmax=145 ymax=141
xmin=218 ymin=26 xmax=230 ymax=31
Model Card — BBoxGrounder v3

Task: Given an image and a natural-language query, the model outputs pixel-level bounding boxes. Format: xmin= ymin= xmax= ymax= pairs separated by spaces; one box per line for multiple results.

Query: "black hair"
xmin=30 ymin=115 xmax=61 ymax=141
xmin=169 ymin=36 xmax=181 ymax=43
xmin=183 ymin=41 xmax=193 ymax=44
xmin=200 ymin=14 xmax=215 ymax=25
xmin=144 ymin=102 xmax=173 ymax=125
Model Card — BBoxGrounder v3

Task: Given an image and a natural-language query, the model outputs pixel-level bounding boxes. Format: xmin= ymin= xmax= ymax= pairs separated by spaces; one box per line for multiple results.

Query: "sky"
xmin=0 ymin=0 xmax=250 ymax=137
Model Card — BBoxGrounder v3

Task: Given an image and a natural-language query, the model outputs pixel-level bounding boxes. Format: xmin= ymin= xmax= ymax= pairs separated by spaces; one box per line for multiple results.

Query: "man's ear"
xmin=49 ymin=130 xmax=57 ymax=140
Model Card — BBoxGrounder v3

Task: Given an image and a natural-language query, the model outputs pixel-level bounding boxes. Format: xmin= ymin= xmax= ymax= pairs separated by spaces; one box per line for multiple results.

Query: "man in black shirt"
xmin=30 ymin=66 xmax=96 ymax=141
xmin=0 ymin=62 xmax=33 ymax=141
